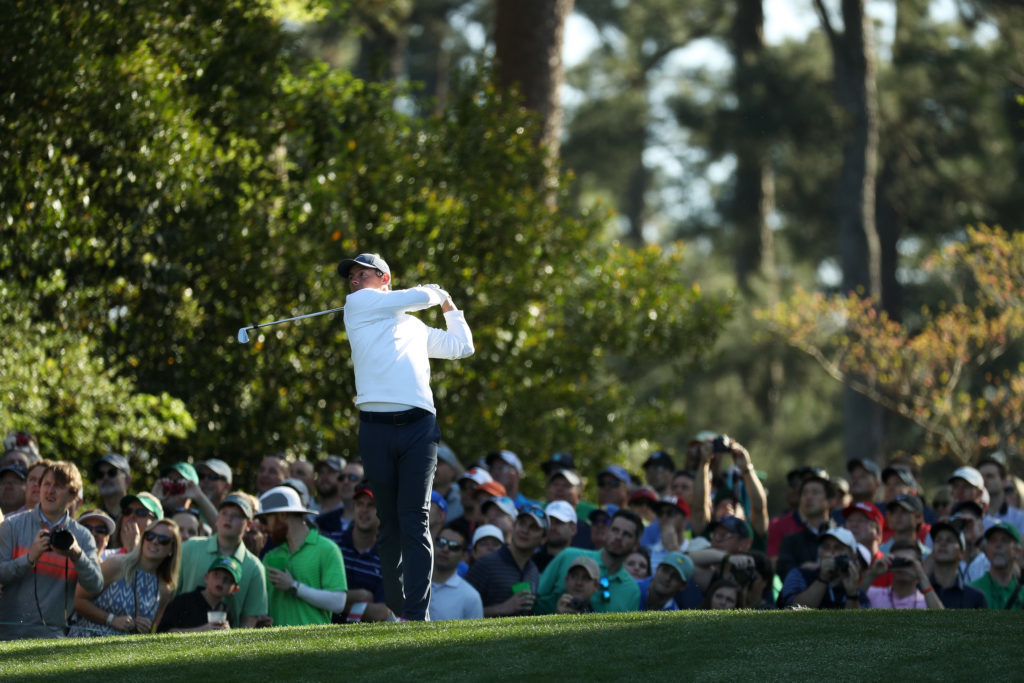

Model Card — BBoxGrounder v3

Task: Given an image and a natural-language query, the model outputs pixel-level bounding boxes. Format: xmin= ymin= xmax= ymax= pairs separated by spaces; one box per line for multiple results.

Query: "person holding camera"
xmin=691 ymin=435 xmax=769 ymax=545
xmin=861 ymin=539 xmax=943 ymax=609
xmin=779 ymin=528 xmax=866 ymax=609
xmin=0 ymin=461 xmax=104 ymax=639
xmin=150 ymin=462 xmax=218 ymax=528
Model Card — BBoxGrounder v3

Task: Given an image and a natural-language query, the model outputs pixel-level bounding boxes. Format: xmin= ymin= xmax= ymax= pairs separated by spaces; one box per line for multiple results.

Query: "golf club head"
xmin=237 ymin=327 xmax=250 ymax=344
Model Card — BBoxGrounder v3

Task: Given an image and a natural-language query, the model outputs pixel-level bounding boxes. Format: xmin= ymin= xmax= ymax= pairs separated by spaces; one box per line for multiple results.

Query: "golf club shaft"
xmin=246 ymin=305 xmax=345 ymax=333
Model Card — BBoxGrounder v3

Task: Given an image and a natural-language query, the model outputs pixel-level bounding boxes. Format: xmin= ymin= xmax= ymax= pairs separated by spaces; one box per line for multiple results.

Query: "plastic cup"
xmin=207 ymin=610 xmax=227 ymax=624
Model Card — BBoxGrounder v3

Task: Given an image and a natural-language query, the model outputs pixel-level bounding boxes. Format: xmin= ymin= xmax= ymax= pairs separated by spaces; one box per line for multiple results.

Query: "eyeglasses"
xmin=126 ymin=507 xmax=157 ymax=520
xmin=437 ymin=538 xmax=463 ymax=552
xmin=342 ymin=473 xmax=362 ymax=482
xmin=598 ymin=479 xmax=622 ymax=488
xmin=83 ymin=524 xmax=111 ymax=535
xmin=144 ymin=531 xmax=173 ymax=546
xmin=522 ymin=504 xmax=546 ymax=518
xmin=711 ymin=531 xmax=737 ymax=542
xmin=199 ymin=473 xmax=226 ymax=482
xmin=94 ymin=468 xmax=120 ymax=480
xmin=599 ymin=576 xmax=611 ymax=601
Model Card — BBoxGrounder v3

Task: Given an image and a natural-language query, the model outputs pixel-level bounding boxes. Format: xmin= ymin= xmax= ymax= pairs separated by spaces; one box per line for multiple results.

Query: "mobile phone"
xmin=511 ymin=581 xmax=531 ymax=595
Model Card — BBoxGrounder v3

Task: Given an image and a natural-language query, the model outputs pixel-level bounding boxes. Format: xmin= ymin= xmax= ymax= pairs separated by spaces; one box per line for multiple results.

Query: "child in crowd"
xmin=556 ymin=556 xmax=601 ymax=614
xmin=157 ymin=556 xmax=241 ymax=632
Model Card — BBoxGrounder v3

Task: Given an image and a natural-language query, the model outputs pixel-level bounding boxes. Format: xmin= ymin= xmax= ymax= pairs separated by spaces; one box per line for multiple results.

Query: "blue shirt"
xmin=337 ymin=526 xmax=385 ymax=602
xmin=637 ymin=576 xmax=679 ymax=611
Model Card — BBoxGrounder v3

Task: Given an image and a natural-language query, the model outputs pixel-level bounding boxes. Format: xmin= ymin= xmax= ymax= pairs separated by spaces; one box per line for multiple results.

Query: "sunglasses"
xmin=199 ymin=473 xmax=226 ymax=482
xmin=342 ymin=473 xmax=362 ymax=482
xmin=599 ymin=576 xmax=611 ymax=601
xmin=94 ymin=468 xmax=120 ymax=480
xmin=437 ymin=537 xmax=463 ymax=552
xmin=126 ymin=507 xmax=157 ymax=520
xmin=598 ymin=479 xmax=622 ymax=488
xmin=144 ymin=531 xmax=173 ymax=546
xmin=83 ymin=524 xmax=111 ymax=535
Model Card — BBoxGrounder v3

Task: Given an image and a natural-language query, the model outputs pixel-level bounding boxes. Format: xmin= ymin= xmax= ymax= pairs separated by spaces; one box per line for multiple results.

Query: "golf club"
xmin=237 ymin=305 xmax=345 ymax=343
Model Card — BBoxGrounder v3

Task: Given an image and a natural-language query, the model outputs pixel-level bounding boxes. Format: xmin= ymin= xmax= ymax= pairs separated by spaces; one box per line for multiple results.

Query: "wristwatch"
xmin=288 ymin=580 xmax=299 ymax=596
xmin=106 ymin=612 xmax=115 ymax=626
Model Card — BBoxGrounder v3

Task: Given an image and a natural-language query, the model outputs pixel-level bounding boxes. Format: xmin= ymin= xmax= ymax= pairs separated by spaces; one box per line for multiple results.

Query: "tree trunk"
xmin=493 ymin=0 xmax=574 ymax=161
xmin=815 ymin=0 xmax=884 ymax=462
xmin=730 ymin=0 xmax=776 ymax=293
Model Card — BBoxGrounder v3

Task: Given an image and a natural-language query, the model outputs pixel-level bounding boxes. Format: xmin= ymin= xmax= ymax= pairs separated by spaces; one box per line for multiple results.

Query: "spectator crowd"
xmin=1 ymin=426 xmax=1022 ymax=639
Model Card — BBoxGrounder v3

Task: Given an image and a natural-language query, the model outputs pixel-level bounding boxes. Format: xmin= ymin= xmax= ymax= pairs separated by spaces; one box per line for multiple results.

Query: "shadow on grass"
xmin=2 ymin=610 xmax=1019 ymax=681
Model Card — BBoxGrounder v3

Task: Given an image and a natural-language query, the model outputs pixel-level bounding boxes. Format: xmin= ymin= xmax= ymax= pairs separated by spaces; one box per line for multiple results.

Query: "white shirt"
xmin=428 ymin=573 xmax=484 ymax=621
xmin=344 ymin=286 xmax=474 ymax=413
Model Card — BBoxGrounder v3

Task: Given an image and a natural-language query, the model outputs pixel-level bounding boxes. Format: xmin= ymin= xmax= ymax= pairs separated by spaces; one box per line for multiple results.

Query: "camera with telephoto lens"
xmin=163 ymin=480 xmax=186 ymax=496
xmin=832 ymin=555 xmax=850 ymax=573
xmin=47 ymin=528 xmax=75 ymax=551
xmin=712 ymin=434 xmax=733 ymax=454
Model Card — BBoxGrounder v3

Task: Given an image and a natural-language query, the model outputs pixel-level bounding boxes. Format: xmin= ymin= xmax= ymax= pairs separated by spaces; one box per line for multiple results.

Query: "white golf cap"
xmin=949 ymin=466 xmax=984 ymax=490
xmin=545 ymin=500 xmax=578 ymax=524
xmin=821 ymin=527 xmax=858 ymax=554
xmin=459 ymin=466 xmax=492 ymax=486
xmin=471 ymin=524 xmax=505 ymax=548
xmin=481 ymin=496 xmax=517 ymax=519
xmin=486 ymin=449 xmax=523 ymax=474
xmin=197 ymin=458 xmax=232 ymax=485
xmin=257 ymin=485 xmax=316 ymax=518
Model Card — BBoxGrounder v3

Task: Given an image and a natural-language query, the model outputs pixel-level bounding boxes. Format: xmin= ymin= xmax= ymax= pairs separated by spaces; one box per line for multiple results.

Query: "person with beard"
xmin=259 ymin=486 xmax=347 ymax=626
xmin=467 ymin=506 xmax=548 ymax=617
xmin=176 ymin=493 xmax=269 ymax=628
xmin=535 ymin=509 xmax=642 ymax=614
xmin=316 ymin=460 xmax=364 ymax=543
xmin=970 ymin=521 xmax=1024 ymax=609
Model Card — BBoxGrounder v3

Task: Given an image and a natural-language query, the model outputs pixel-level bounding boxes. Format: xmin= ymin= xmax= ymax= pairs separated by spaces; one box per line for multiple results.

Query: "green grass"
xmin=1 ymin=611 xmax=1020 ymax=681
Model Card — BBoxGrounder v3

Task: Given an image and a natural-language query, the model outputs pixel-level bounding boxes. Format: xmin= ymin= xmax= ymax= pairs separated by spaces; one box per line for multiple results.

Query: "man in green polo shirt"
xmin=970 ymin=521 xmax=1023 ymax=609
xmin=535 ymin=509 xmax=642 ymax=614
xmin=177 ymin=493 xmax=269 ymax=627
xmin=258 ymin=485 xmax=348 ymax=626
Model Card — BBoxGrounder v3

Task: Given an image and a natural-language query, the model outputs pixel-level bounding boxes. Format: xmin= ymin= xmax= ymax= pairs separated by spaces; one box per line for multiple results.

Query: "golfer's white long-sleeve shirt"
xmin=343 ymin=286 xmax=474 ymax=414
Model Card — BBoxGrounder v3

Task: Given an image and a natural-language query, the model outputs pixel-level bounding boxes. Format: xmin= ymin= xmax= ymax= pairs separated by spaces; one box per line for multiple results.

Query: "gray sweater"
xmin=0 ymin=506 xmax=103 ymax=639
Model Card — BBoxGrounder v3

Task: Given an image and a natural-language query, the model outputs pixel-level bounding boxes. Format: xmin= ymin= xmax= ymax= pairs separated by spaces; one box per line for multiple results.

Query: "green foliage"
xmin=1 ymin=1 xmax=729 ymax=488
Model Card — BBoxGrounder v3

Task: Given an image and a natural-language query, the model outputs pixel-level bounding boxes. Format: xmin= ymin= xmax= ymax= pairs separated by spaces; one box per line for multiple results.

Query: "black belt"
xmin=359 ymin=407 xmax=431 ymax=426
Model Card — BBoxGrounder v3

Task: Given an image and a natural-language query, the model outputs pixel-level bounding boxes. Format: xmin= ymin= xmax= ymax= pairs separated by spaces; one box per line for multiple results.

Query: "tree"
xmin=758 ymin=225 xmax=1024 ymax=465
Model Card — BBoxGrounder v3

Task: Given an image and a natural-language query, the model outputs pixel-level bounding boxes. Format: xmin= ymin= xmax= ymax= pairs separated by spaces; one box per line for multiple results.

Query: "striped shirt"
xmin=337 ymin=526 xmax=385 ymax=602
xmin=466 ymin=545 xmax=539 ymax=614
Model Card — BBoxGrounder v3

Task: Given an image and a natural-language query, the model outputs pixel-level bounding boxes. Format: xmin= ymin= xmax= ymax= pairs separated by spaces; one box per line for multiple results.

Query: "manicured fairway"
xmin=1 ymin=610 xmax=1019 ymax=681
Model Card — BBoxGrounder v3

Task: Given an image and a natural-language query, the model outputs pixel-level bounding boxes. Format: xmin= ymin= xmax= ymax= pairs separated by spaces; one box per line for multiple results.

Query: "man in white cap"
xmin=258 ymin=485 xmax=348 ymax=626
xmin=486 ymin=449 xmax=538 ymax=510
xmin=534 ymin=500 xmax=578 ymax=572
xmin=196 ymin=459 xmax=233 ymax=509
xmin=338 ymin=252 xmax=474 ymax=621
xmin=91 ymin=453 xmax=132 ymax=522
xmin=779 ymin=527 xmax=865 ymax=609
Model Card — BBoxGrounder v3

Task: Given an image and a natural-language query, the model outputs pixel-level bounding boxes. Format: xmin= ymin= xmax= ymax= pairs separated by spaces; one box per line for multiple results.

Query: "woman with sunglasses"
xmin=77 ymin=509 xmax=117 ymax=559
xmin=108 ymin=493 xmax=163 ymax=552
xmin=68 ymin=519 xmax=181 ymax=636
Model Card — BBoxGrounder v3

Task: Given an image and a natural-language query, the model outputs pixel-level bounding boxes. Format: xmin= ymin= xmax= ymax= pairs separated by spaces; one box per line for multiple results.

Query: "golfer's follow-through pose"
xmin=338 ymin=253 xmax=475 ymax=620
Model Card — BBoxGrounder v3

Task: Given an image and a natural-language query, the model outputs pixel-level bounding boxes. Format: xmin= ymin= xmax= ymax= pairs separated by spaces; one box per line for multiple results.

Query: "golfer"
xmin=338 ymin=253 xmax=474 ymax=620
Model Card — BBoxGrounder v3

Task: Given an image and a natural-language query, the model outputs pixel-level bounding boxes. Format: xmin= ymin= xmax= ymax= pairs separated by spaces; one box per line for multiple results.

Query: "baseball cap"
xmin=949 ymin=500 xmax=984 ymax=519
xmin=821 ymin=527 xmax=858 ymax=554
xmin=161 ymin=462 xmax=199 ymax=485
xmin=337 ymin=253 xmax=391 ymax=278
xmin=642 ymin=450 xmax=675 ymax=470
xmin=886 ymin=494 xmax=924 ymax=513
xmin=881 ymin=466 xmax=917 ymax=489
xmin=93 ymin=453 xmax=131 ymax=477
xmin=659 ymin=551 xmax=694 ymax=583
xmin=459 ymin=467 xmax=492 ymax=487
xmin=518 ymin=504 xmax=549 ymax=533
xmin=471 ymin=524 xmax=505 ymax=548
xmin=481 ymin=496 xmax=517 ymax=520
xmin=628 ymin=488 xmax=658 ymax=506
xmin=476 ymin=480 xmax=507 ymax=498
xmin=588 ymin=508 xmax=611 ymax=525
xmin=430 ymin=489 xmax=447 ymax=515
xmin=77 ymin=509 xmax=116 ymax=535
xmin=598 ymin=465 xmax=631 ymax=485
xmin=855 ymin=543 xmax=872 ymax=567
xmin=929 ymin=521 xmax=966 ymax=549
xmin=120 ymin=492 xmax=164 ymax=520
xmin=207 ymin=555 xmax=243 ymax=584
xmin=354 ymin=483 xmax=374 ymax=501
xmin=842 ymin=501 xmax=885 ymax=529
xmin=949 ymin=466 xmax=984 ymax=490
xmin=257 ymin=485 xmax=316 ymax=518
xmin=655 ymin=496 xmax=691 ymax=518
xmin=197 ymin=459 xmax=232 ymax=484
xmin=0 ymin=463 xmax=28 ymax=480
xmin=568 ymin=555 xmax=601 ymax=581
xmin=541 ymin=452 xmax=575 ymax=475
xmin=982 ymin=520 xmax=1023 ymax=545
xmin=846 ymin=458 xmax=881 ymax=479
xmin=977 ymin=451 xmax=1008 ymax=477
xmin=219 ymin=494 xmax=254 ymax=520
xmin=436 ymin=443 xmax=461 ymax=470
xmin=706 ymin=515 xmax=751 ymax=539
xmin=319 ymin=455 xmax=346 ymax=473
xmin=547 ymin=468 xmax=581 ymax=488
xmin=3 ymin=430 xmax=40 ymax=461
xmin=545 ymin=500 xmax=578 ymax=524
xmin=486 ymin=450 xmax=523 ymax=474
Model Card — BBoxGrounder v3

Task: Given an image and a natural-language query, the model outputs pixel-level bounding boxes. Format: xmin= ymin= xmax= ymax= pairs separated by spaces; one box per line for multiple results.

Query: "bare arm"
xmin=733 ymin=444 xmax=768 ymax=538
xmin=691 ymin=445 xmax=713 ymax=536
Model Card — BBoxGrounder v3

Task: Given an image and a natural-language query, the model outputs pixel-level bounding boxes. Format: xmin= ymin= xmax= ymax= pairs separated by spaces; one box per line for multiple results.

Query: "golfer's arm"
xmin=427 ymin=311 xmax=474 ymax=358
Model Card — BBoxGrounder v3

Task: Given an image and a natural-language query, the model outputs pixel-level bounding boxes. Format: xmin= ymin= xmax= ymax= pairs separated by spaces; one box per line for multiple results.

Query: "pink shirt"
xmin=867 ymin=585 xmax=927 ymax=609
